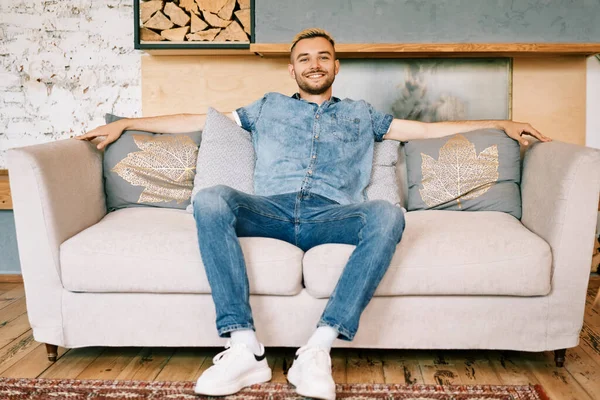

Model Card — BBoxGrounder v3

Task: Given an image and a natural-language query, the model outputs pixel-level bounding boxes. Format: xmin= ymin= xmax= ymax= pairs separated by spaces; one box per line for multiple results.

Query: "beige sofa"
xmin=7 ymin=138 xmax=600 ymax=367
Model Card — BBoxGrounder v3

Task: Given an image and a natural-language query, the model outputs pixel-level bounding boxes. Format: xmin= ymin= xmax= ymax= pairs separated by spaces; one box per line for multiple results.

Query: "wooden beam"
xmin=250 ymin=43 xmax=600 ymax=58
xmin=0 ymin=170 xmax=11 ymax=210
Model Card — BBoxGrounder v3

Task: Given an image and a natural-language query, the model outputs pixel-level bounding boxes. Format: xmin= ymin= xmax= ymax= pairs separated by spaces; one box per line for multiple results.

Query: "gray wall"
xmin=256 ymin=0 xmax=600 ymax=43
xmin=0 ymin=211 xmax=21 ymax=274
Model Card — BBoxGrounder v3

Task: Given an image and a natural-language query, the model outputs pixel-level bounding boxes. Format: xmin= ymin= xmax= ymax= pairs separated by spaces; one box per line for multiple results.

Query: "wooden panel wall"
xmin=512 ymin=57 xmax=587 ymax=145
xmin=142 ymin=55 xmax=296 ymax=116
xmin=142 ymin=54 xmax=587 ymax=145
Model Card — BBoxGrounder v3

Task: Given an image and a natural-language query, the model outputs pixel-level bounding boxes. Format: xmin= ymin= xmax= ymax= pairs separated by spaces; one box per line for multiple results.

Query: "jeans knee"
xmin=365 ymin=200 xmax=405 ymax=239
xmin=193 ymin=185 xmax=236 ymax=215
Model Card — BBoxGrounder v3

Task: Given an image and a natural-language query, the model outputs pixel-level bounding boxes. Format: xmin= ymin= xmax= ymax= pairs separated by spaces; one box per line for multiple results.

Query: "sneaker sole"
xmin=194 ymin=367 xmax=272 ymax=396
xmin=287 ymin=368 xmax=335 ymax=400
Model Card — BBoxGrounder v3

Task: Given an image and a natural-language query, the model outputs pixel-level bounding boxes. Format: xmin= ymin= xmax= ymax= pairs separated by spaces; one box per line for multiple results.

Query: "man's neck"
xmin=298 ymin=89 xmax=333 ymax=106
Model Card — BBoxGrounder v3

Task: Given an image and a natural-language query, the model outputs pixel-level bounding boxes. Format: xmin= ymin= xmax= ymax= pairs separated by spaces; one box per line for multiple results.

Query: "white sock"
xmin=306 ymin=326 xmax=339 ymax=351
xmin=230 ymin=329 xmax=263 ymax=355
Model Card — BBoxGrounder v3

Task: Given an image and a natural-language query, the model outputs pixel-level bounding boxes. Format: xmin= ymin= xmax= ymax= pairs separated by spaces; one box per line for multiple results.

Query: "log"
xmin=214 ymin=20 xmax=247 ymax=41
xmin=234 ymin=9 xmax=251 ymax=35
xmin=203 ymin=11 xmax=232 ymax=28
xmin=140 ymin=27 xmax=164 ymax=41
xmin=144 ymin=10 xmax=174 ymax=30
xmin=161 ymin=26 xmax=190 ymax=41
xmin=186 ymin=28 xmax=221 ymax=41
xmin=237 ymin=0 xmax=250 ymax=9
xmin=190 ymin=13 xmax=208 ymax=32
xmin=140 ymin=1 xmax=164 ymax=23
xmin=164 ymin=2 xmax=190 ymax=27
xmin=195 ymin=0 xmax=228 ymax=14
xmin=179 ymin=0 xmax=199 ymax=15
xmin=217 ymin=0 xmax=236 ymax=20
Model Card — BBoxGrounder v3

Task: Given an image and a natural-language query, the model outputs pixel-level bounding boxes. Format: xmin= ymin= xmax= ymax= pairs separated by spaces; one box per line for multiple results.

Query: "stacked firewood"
xmin=139 ymin=0 xmax=251 ymax=42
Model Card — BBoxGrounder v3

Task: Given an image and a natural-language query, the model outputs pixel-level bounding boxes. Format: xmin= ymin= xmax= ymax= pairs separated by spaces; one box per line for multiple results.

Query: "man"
xmin=78 ymin=28 xmax=550 ymax=400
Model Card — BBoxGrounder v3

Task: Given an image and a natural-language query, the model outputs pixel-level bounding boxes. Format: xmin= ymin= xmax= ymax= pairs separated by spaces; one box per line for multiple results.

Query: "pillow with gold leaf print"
xmin=102 ymin=114 xmax=202 ymax=211
xmin=403 ymin=129 xmax=521 ymax=219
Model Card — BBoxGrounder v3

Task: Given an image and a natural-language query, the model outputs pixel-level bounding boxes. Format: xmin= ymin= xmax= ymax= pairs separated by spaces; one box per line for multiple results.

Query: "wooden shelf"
xmin=250 ymin=43 xmax=600 ymax=58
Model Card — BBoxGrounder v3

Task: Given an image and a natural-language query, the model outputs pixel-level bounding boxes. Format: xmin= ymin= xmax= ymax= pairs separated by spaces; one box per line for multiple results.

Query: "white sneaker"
xmin=194 ymin=341 xmax=272 ymax=396
xmin=287 ymin=345 xmax=336 ymax=400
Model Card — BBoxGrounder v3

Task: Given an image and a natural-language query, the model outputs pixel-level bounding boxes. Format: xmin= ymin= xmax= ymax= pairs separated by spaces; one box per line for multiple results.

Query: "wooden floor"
xmin=0 ymin=278 xmax=598 ymax=399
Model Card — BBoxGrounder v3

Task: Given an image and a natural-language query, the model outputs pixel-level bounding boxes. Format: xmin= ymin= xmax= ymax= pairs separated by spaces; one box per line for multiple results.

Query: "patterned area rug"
xmin=0 ymin=378 xmax=549 ymax=399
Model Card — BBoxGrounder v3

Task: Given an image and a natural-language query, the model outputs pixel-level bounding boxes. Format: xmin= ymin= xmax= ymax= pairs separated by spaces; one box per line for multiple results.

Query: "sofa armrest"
xmin=7 ymin=139 xmax=106 ymax=345
xmin=521 ymin=140 xmax=600 ymax=348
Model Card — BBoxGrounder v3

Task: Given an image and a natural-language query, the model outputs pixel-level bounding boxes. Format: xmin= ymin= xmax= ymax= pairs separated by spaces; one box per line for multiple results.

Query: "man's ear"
xmin=288 ymin=63 xmax=296 ymax=79
xmin=334 ymin=59 xmax=340 ymax=76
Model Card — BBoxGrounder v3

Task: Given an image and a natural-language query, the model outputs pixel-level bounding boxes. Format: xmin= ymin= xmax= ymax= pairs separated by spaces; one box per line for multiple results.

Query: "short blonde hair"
xmin=290 ymin=28 xmax=335 ymax=54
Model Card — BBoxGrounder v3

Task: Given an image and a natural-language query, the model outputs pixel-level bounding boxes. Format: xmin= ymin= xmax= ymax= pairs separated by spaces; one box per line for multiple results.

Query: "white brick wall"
xmin=0 ymin=0 xmax=141 ymax=168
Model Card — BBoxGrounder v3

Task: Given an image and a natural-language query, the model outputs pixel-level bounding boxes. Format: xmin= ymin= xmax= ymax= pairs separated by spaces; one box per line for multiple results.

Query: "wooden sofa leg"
xmin=554 ymin=348 xmax=566 ymax=367
xmin=45 ymin=344 xmax=58 ymax=362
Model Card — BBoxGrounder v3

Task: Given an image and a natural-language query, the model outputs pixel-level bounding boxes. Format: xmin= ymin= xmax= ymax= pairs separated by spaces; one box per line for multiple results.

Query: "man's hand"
xmin=500 ymin=121 xmax=552 ymax=146
xmin=75 ymin=119 xmax=129 ymax=150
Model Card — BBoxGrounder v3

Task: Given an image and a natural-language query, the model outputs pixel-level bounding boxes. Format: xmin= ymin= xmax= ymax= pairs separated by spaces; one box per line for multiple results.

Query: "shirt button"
xmin=315 ymin=135 xmax=319 ymax=139
xmin=312 ymin=155 xmax=316 ymax=159
xmin=316 ymin=114 xmax=320 ymax=119
xmin=308 ymin=170 xmax=313 ymax=175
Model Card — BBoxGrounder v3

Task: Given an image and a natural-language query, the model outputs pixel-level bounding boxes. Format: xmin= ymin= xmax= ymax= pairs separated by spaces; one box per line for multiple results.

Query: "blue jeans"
xmin=193 ymin=185 xmax=406 ymax=341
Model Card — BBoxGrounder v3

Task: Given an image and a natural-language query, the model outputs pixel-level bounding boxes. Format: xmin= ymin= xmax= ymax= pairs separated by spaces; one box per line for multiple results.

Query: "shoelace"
xmin=212 ymin=341 xmax=247 ymax=365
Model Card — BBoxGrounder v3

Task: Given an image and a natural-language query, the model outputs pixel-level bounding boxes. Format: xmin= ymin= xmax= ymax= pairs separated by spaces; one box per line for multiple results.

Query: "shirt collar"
xmin=291 ymin=93 xmax=341 ymax=104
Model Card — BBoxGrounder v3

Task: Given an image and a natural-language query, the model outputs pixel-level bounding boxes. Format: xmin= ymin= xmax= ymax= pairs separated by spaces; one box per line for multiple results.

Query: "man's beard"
xmin=295 ymin=70 xmax=335 ymax=95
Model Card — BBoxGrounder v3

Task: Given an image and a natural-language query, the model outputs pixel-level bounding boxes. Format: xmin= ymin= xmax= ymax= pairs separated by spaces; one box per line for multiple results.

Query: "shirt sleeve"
xmin=235 ymin=95 xmax=268 ymax=132
xmin=366 ymin=102 xmax=394 ymax=142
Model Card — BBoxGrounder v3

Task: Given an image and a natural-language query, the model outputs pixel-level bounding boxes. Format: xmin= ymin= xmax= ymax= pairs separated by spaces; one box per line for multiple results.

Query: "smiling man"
xmin=77 ymin=28 xmax=550 ymax=400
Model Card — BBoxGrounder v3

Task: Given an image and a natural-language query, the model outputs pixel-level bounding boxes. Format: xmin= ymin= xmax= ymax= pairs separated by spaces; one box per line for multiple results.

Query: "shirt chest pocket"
xmin=329 ymin=114 xmax=361 ymax=143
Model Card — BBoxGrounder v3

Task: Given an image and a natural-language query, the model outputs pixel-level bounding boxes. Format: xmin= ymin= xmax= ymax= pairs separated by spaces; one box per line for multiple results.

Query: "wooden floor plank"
xmin=381 ymin=350 xmax=424 ymax=384
xmin=330 ymin=348 xmax=348 ymax=384
xmin=443 ymin=350 xmax=503 ymax=385
xmin=0 ymin=344 xmax=69 ymax=378
xmin=38 ymin=347 xmax=104 ymax=379
xmin=564 ymin=344 xmax=600 ymax=399
xmin=346 ymin=349 xmax=384 ymax=383
xmin=0 ymin=298 xmax=27 ymax=325
xmin=0 ymin=313 xmax=32 ymax=348
xmin=0 ymin=284 xmax=18 ymax=296
xmin=487 ymin=350 xmax=541 ymax=386
xmin=419 ymin=357 xmax=463 ymax=386
xmin=76 ymin=347 xmax=141 ymax=380
xmin=0 ymin=286 xmax=25 ymax=312
xmin=154 ymin=347 xmax=213 ymax=382
xmin=267 ymin=347 xmax=294 ymax=384
xmin=115 ymin=347 xmax=175 ymax=381
xmin=0 ymin=331 xmax=41 ymax=375
xmin=525 ymin=354 xmax=594 ymax=400
xmin=578 ymin=322 xmax=600 ymax=367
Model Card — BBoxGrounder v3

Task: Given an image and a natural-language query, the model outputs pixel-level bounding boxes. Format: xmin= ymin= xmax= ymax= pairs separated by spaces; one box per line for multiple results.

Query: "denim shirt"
xmin=235 ymin=92 xmax=393 ymax=205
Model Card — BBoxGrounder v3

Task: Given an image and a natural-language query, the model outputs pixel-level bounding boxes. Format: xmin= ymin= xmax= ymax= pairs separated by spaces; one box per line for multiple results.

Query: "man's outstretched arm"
xmin=383 ymin=118 xmax=552 ymax=145
xmin=76 ymin=112 xmax=236 ymax=150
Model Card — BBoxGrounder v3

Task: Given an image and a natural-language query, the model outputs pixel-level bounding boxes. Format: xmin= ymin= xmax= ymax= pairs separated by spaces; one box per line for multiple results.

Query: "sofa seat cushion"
xmin=303 ymin=210 xmax=552 ymax=298
xmin=60 ymin=208 xmax=304 ymax=295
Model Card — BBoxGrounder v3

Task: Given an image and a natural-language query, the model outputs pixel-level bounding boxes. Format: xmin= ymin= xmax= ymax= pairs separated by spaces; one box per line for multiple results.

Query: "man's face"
xmin=289 ymin=37 xmax=339 ymax=95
